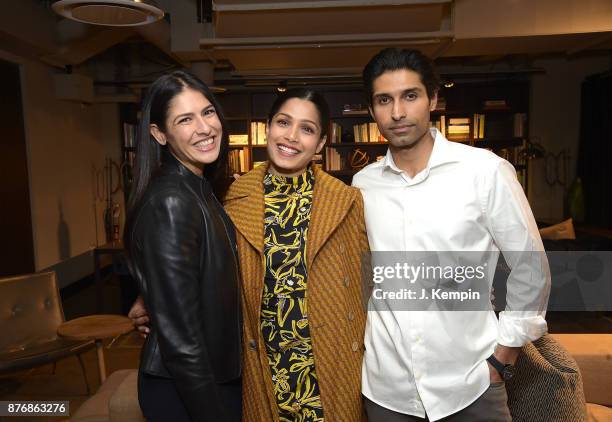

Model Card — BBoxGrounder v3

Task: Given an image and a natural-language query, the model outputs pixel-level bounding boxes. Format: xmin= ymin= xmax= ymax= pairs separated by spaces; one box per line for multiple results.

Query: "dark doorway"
xmin=0 ymin=59 xmax=35 ymax=276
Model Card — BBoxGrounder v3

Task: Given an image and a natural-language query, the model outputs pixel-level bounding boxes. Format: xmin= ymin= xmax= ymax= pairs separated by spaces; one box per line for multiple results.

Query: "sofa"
xmin=552 ymin=334 xmax=612 ymax=422
xmin=70 ymin=369 xmax=143 ymax=422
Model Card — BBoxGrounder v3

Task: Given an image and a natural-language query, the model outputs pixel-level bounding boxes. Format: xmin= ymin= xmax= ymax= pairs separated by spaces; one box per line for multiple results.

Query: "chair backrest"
xmin=0 ymin=271 xmax=65 ymax=353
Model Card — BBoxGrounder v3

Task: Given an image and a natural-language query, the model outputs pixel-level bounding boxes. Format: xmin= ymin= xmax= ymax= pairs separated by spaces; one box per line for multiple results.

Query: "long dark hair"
xmin=267 ymin=88 xmax=330 ymax=139
xmin=124 ymin=70 xmax=229 ymax=245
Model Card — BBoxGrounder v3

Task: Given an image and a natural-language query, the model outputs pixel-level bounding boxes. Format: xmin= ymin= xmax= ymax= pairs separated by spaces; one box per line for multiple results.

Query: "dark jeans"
xmin=138 ymin=372 xmax=242 ymax=422
xmin=364 ymin=382 xmax=512 ymax=422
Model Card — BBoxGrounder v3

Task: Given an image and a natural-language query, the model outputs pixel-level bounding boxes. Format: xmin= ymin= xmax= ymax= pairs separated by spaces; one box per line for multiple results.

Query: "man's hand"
xmin=487 ymin=344 xmax=521 ymax=383
xmin=128 ymin=295 xmax=150 ymax=337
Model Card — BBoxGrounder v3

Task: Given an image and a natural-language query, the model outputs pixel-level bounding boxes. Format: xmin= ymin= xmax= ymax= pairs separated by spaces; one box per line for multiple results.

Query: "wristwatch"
xmin=486 ymin=354 xmax=515 ymax=381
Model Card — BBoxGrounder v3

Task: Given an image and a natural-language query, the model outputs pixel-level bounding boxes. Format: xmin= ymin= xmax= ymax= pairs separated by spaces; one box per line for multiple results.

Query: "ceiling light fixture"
xmin=52 ymin=0 xmax=164 ymax=27
xmin=277 ymin=80 xmax=288 ymax=93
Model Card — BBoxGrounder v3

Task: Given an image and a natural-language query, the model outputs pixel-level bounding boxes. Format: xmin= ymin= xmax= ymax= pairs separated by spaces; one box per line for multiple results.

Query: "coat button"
xmin=339 ymin=244 xmax=345 ymax=253
xmin=351 ymin=341 xmax=359 ymax=352
xmin=348 ymin=312 xmax=355 ymax=321
xmin=248 ymin=339 xmax=257 ymax=350
xmin=344 ymin=276 xmax=350 ymax=287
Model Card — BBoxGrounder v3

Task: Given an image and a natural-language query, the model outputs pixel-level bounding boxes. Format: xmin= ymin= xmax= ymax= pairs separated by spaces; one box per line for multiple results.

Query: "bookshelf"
xmin=217 ymin=80 xmax=531 ymax=192
xmin=119 ymin=103 xmax=139 ymax=204
xmin=430 ymin=79 xmax=530 ymax=191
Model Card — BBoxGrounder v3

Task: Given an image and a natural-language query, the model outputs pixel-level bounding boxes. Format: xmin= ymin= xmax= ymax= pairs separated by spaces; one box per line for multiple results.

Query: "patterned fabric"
xmin=224 ymin=163 xmax=369 ymax=422
xmin=506 ymin=334 xmax=587 ymax=422
xmin=261 ymin=169 xmax=324 ymax=422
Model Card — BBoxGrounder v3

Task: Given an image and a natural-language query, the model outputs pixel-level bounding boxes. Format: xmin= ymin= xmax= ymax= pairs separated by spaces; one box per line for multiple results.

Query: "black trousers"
xmin=138 ymin=372 xmax=242 ymax=422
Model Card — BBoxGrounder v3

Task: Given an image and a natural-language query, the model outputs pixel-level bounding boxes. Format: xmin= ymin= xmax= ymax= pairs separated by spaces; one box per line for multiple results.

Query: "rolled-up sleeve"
xmin=484 ymin=160 xmax=551 ymax=347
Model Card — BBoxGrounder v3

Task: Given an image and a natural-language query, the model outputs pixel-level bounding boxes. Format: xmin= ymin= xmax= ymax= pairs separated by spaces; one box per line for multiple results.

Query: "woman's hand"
xmin=128 ymin=295 xmax=150 ymax=337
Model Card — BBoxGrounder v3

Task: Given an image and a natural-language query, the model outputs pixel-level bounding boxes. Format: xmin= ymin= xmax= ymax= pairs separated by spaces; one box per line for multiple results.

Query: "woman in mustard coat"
xmin=131 ymin=88 xmax=369 ymax=422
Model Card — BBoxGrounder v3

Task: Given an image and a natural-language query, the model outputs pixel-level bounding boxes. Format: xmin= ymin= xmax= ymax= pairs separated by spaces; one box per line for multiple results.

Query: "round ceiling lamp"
xmin=52 ymin=0 xmax=164 ymax=27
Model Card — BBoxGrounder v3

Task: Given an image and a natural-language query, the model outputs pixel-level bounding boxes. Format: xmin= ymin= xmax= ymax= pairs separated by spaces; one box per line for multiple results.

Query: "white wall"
xmin=1 ymin=49 xmax=124 ymax=285
xmin=528 ymin=54 xmax=610 ymax=221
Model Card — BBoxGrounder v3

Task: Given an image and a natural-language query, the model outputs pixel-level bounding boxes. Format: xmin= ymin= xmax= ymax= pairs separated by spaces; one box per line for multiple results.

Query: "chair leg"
xmin=51 ymin=361 xmax=57 ymax=375
xmin=76 ymin=353 xmax=91 ymax=395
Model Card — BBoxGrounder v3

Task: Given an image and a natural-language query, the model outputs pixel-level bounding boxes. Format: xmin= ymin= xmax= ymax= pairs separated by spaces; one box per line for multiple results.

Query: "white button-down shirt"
xmin=353 ymin=128 xmax=550 ymax=421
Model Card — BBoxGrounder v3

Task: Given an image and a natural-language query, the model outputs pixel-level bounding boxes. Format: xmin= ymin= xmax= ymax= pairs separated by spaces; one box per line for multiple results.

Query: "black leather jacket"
xmin=127 ymin=152 xmax=241 ymax=421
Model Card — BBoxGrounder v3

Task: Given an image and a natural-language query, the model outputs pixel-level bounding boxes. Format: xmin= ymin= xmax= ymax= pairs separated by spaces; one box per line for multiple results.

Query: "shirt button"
xmin=248 ymin=339 xmax=257 ymax=350
xmin=415 ymin=336 xmax=421 ymax=343
xmin=415 ymin=372 xmax=422 ymax=379
xmin=351 ymin=341 xmax=359 ymax=352
xmin=347 ymin=312 xmax=355 ymax=321
xmin=344 ymin=276 xmax=350 ymax=287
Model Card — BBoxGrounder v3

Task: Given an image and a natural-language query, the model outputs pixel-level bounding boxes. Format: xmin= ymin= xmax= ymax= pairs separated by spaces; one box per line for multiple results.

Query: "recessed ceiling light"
xmin=52 ymin=0 xmax=164 ymax=27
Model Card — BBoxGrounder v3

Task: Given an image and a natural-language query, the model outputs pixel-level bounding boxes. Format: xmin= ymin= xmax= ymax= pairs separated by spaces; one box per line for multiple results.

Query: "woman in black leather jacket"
xmin=123 ymin=71 xmax=241 ymax=422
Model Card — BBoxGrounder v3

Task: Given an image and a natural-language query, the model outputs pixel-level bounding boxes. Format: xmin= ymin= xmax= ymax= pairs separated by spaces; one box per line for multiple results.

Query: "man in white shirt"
xmin=353 ymin=48 xmax=550 ymax=421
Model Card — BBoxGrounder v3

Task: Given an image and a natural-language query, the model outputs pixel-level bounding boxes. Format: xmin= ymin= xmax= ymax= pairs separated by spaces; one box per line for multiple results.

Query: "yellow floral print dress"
xmin=260 ymin=169 xmax=325 ymax=422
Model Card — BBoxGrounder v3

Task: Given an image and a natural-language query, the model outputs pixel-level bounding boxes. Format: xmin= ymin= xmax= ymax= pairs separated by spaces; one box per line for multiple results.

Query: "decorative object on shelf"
xmin=349 ymin=149 xmax=369 ymax=170
xmin=229 ymin=134 xmax=248 ymax=146
xmin=342 ymin=104 xmax=368 ymax=116
xmin=520 ymin=140 xmax=546 ymax=160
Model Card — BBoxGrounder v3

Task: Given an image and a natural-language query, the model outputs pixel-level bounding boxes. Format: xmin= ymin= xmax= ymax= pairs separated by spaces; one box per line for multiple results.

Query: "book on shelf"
xmin=472 ymin=113 xmax=485 ymax=140
xmin=483 ymin=99 xmax=508 ymax=109
xmin=250 ymin=121 xmax=267 ymax=145
xmin=229 ymin=147 xmax=250 ymax=174
xmin=342 ymin=104 xmax=368 ymax=116
xmin=432 ymin=115 xmax=447 ymax=136
xmin=449 ymin=117 xmax=470 ymax=125
xmin=495 ymin=146 xmax=526 ymax=167
xmin=325 ymin=147 xmax=343 ymax=171
xmin=447 ymin=117 xmax=471 ymax=142
xmin=513 ymin=113 xmax=526 ymax=137
xmin=352 ymin=122 xmax=385 ymax=143
xmin=342 ymin=109 xmax=369 ymax=116
xmin=330 ymin=122 xmax=342 ymax=144
xmin=229 ymin=134 xmax=248 ymax=146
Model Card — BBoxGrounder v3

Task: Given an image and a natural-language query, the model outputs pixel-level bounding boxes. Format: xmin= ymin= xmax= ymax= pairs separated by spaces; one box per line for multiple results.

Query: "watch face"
xmin=502 ymin=365 xmax=515 ymax=380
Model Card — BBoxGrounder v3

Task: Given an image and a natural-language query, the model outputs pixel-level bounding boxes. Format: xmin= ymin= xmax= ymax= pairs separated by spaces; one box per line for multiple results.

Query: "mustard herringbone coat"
xmin=224 ymin=163 xmax=369 ymax=422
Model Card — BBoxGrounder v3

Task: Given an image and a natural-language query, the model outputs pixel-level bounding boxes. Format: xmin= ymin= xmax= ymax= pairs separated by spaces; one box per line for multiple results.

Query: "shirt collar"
xmin=382 ymin=127 xmax=460 ymax=174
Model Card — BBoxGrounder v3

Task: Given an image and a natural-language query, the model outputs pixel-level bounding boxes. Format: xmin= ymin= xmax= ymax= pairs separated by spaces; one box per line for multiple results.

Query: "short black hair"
xmin=362 ymin=48 xmax=440 ymax=105
xmin=267 ymin=88 xmax=330 ymax=139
